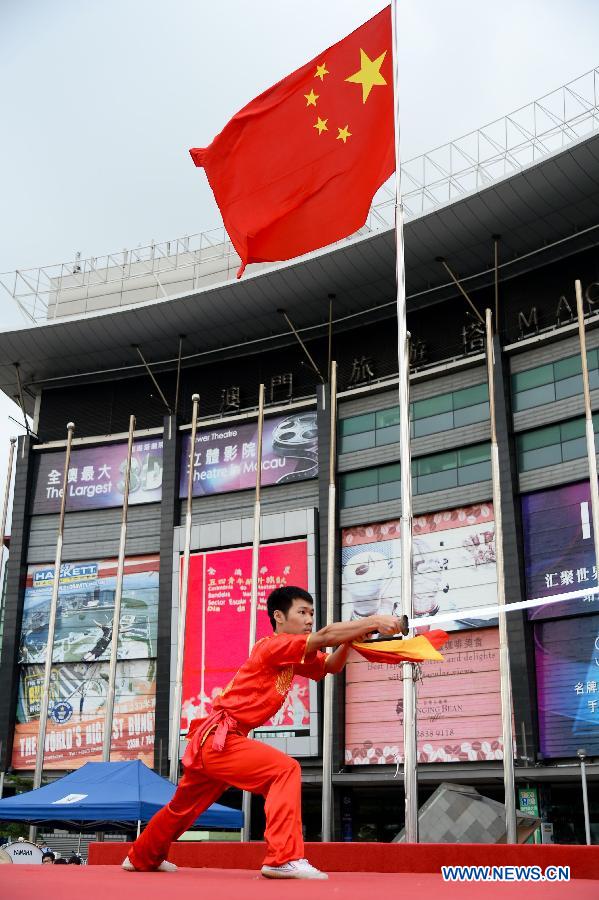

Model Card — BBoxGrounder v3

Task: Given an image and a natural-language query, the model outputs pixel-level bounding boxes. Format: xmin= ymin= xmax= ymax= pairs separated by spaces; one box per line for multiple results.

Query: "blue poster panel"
xmin=535 ymin=615 xmax=599 ymax=757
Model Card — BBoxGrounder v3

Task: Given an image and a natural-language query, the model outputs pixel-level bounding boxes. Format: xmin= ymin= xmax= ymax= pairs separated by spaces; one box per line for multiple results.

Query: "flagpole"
xmin=169 ymin=394 xmax=200 ymax=784
xmin=102 ymin=414 xmax=135 ymax=761
xmin=32 ymin=422 xmax=75 ymax=793
xmin=321 ymin=361 xmax=337 ymax=842
xmin=485 ymin=309 xmax=517 ymax=842
xmin=390 ymin=0 xmax=418 ymax=842
xmin=242 ymin=383 xmax=265 ymax=842
xmin=575 ymin=280 xmax=599 ymax=604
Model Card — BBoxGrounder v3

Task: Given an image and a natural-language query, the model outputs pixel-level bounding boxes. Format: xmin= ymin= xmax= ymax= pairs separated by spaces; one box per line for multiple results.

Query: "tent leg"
xmin=29 ymin=824 xmax=37 ymax=843
xmin=137 ymin=820 xmax=141 ymax=837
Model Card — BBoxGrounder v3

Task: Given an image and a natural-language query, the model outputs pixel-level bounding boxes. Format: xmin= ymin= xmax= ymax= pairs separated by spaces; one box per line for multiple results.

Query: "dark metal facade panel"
xmin=26 ymin=504 xmax=161 ymax=564
xmin=518 ymin=457 xmax=591 ymax=494
xmin=508 ymin=323 xmax=599 ymax=373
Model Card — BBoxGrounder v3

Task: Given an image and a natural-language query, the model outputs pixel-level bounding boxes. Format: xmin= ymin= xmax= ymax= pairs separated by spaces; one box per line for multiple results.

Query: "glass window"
xmin=561 ymin=436 xmax=586 ymax=462
xmin=452 ymin=383 xmax=488 ymax=409
xmin=413 ymin=411 xmax=454 ymax=437
xmin=339 ymin=413 xmax=375 ymax=437
xmin=458 ymin=460 xmax=491 ymax=484
xmin=416 ymin=450 xmax=457 ymax=475
xmin=376 ymin=407 xmax=399 ymax=429
xmin=378 ymin=463 xmax=401 ymax=484
xmin=417 ymin=469 xmax=458 ymax=493
xmin=413 ymin=394 xmax=453 ymax=419
xmin=517 ymin=426 xmax=561 ymax=452
xmin=519 ymin=444 xmax=562 ymax=471
xmin=559 ymin=419 xmax=585 ymax=442
xmin=454 ymin=402 xmax=489 ymax=427
xmin=458 ymin=444 xmax=491 ymax=467
xmin=343 ymin=469 xmax=377 ymax=490
xmin=512 ymin=365 xmax=554 ymax=392
xmin=555 ymin=374 xmax=583 ymax=401
xmin=339 ymin=431 xmax=376 ymax=454
xmin=341 ymin=486 xmax=378 ymax=508
xmin=512 ymin=383 xmax=556 ymax=412
xmin=375 ymin=425 xmax=400 ymax=446
xmin=554 ymin=355 xmax=581 ymax=380
xmin=378 ymin=480 xmax=401 ymax=502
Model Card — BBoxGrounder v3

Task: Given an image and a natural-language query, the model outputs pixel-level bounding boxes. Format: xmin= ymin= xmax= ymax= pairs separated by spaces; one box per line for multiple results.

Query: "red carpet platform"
xmin=88 ymin=840 xmax=599 ymax=879
xmin=3 ymin=865 xmax=598 ymax=900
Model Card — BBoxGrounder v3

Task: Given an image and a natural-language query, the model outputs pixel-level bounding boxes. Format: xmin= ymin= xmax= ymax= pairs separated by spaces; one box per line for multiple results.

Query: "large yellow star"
xmin=313 ymin=117 xmax=328 ymax=135
xmin=337 ymin=125 xmax=352 ymax=144
xmin=315 ymin=62 xmax=329 ymax=81
xmin=345 ymin=48 xmax=387 ymax=103
xmin=305 ymin=89 xmax=319 ymax=107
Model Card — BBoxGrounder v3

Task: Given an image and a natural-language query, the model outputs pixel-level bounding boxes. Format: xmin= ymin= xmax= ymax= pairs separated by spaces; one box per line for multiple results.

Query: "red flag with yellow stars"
xmin=351 ymin=630 xmax=449 ymax=665
xmin=190 ymin=6 xmax=393 ymax=277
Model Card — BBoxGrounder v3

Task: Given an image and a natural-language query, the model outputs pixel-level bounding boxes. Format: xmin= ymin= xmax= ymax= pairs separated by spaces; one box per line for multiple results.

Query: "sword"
xmin=360 ymin=587 xmax=597 ymax=642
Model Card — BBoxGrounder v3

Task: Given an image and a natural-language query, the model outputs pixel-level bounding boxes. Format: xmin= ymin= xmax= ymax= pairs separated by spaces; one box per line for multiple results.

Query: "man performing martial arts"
xmin=123 ymin=585 xmax=402 ymax=880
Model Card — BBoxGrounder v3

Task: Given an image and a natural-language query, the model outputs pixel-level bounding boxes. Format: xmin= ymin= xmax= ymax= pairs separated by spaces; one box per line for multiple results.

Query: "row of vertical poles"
xmin=321 ymin=362 xmax=337 ymax=841
xmin=241 ymin=385 xmax=266 ymax=842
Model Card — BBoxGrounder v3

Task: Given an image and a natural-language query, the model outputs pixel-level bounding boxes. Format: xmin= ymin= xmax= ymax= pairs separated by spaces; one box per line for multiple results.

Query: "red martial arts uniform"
xmin=129 ymin=632 xmax=327 ymax=870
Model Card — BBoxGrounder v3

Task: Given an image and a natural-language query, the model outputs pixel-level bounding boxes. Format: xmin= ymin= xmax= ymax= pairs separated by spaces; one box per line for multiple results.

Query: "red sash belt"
xmin=182 ymin=710 xmax=244 ymax=770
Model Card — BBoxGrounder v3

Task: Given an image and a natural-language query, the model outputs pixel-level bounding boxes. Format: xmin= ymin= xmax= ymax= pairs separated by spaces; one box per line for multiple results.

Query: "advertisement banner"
xmin=179 ymin=412 xmax=317 ymax=498
xmin=12 ymin=659 xmax=156 ymax=769
xmin=19 ymin=556 xmax=159 ymax=664
xmin=535 ymin=614 xmax=599 ymax=757
xmin=341 ymin=503 xmax=497 ymax=632
xmin=32 ymin=439 xmax=163 ymax=514
xmin=522 ymin=482 xmax=599 ymax=620
xmin=181 ymin=540 xmax=312 ymax=739
xmin=345 ymin=627 xmax=503 ymax=764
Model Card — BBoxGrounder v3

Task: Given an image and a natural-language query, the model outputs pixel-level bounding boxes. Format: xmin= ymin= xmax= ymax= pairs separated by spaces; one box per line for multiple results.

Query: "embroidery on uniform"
xmin=275 ymin=665 xmax=293 ymax=696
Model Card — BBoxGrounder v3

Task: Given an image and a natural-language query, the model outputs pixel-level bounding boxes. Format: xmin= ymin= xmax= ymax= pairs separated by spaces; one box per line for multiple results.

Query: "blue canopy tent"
xmin=0 ymin=760 xmax=243 ymax=828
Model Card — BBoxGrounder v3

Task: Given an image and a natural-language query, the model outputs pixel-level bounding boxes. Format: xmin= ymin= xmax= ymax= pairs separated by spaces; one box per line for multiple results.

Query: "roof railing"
xmin=2 ymin=65 xmax=599 ymax=326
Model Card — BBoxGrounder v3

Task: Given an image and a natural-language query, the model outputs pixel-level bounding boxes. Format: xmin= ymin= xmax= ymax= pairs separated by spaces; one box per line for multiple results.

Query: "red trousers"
xmin=129 ymin=732 xmax=304 ymax=870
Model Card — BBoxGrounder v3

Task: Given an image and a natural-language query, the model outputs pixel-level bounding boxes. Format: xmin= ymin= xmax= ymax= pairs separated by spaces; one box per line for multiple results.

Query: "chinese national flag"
xmin=190 ymin=6 xmax=393 ymax=277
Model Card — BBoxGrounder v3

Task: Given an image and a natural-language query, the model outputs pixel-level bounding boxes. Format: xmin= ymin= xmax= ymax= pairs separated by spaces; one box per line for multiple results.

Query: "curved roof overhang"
xmin=3 ymin=129 xmax=599 ymax=412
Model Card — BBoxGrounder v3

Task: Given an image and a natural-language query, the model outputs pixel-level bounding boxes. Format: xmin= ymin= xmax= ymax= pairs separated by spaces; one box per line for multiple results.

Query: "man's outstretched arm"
xmin=315 ymin=614 xmax=401 ymax=674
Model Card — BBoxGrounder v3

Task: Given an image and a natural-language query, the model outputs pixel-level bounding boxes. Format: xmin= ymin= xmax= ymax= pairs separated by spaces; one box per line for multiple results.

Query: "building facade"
xmin=1 ymin=126 xmax=599 ymax=845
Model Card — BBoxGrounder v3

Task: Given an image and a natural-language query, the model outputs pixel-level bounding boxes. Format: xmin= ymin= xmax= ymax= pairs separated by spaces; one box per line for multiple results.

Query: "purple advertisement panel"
xmin=521 ymin=481 xmax=599 ymax=620
xmin=535 ymin=615 xmax=599 ymax=757
xmin=179 ymin=411 xmax=317 ymax=497
xmin=32 ymin=439 xmax=163 ymax=514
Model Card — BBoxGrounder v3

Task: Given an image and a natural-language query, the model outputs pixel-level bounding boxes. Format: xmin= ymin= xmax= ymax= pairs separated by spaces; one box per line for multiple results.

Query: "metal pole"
xmin=437 ymin=259 xmax=485 ymax=325
xmin=575 ymin=280 xmax=599 ymax=586
xmin=101 ymin=414 xmax=136 ymax=760
xmin=577 ymin=750 xmax=592 ymax=845
xmin=391 ymin=0 xmax=418 ymax=843
xmin=174 ymin=335 xmax=185 ymax=417
xmin=0 ymin=438 xmax=16 ymax=588
xmin=493 ymin=235 xmax=501 ymax=326
xmin=33 ymin=422 xmax=75 ymax=790
xmin=133 ymin=345 xmax=172 ymax=414
xmin=485 ymin=309 xmax=517 ymax=842
xmin=241 ymin=384 xmax=265 ymax=841
xmin=321 ymin=361 xmax=337 ymax=841
xmin=277 ymin=309 xmax=325 ymax=383
xmin=13 ymin=363 xmax=30 ymax=434
xmin=169 ymin=394 xmax=200 ymax=783
xmin=327 ymin=295 xmax=335 ymax=384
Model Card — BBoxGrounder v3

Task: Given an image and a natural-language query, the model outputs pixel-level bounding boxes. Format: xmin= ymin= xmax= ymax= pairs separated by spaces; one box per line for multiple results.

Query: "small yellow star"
xmin=315 ymin=62 xmax=329 ymax=81
xmin=304 ymin=89 xmax=319 ymax=107
xmin=313 ymin=116 xmax=328 ymax=135
xmin=337 ymin=125 xmax=352 ymax=144
xmin=346 ymin=48 xmax=387 ymax=103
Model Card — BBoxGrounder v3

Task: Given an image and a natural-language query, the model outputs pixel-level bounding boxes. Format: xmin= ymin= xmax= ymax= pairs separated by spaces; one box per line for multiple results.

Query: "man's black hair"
xmin=266 ymin=585 xmax=313 ymax=630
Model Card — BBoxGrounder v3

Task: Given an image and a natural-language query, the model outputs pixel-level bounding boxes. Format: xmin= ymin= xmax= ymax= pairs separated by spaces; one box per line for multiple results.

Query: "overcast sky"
xmin=1 ymin=0 xmax=599 ymax=522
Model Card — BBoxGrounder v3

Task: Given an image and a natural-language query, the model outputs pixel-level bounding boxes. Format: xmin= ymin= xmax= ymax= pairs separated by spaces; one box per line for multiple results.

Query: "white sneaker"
xmin=261 ymin=858 xmax=328 ymax=880
xmin=122 ymin=856 xmax=177 ymax=872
